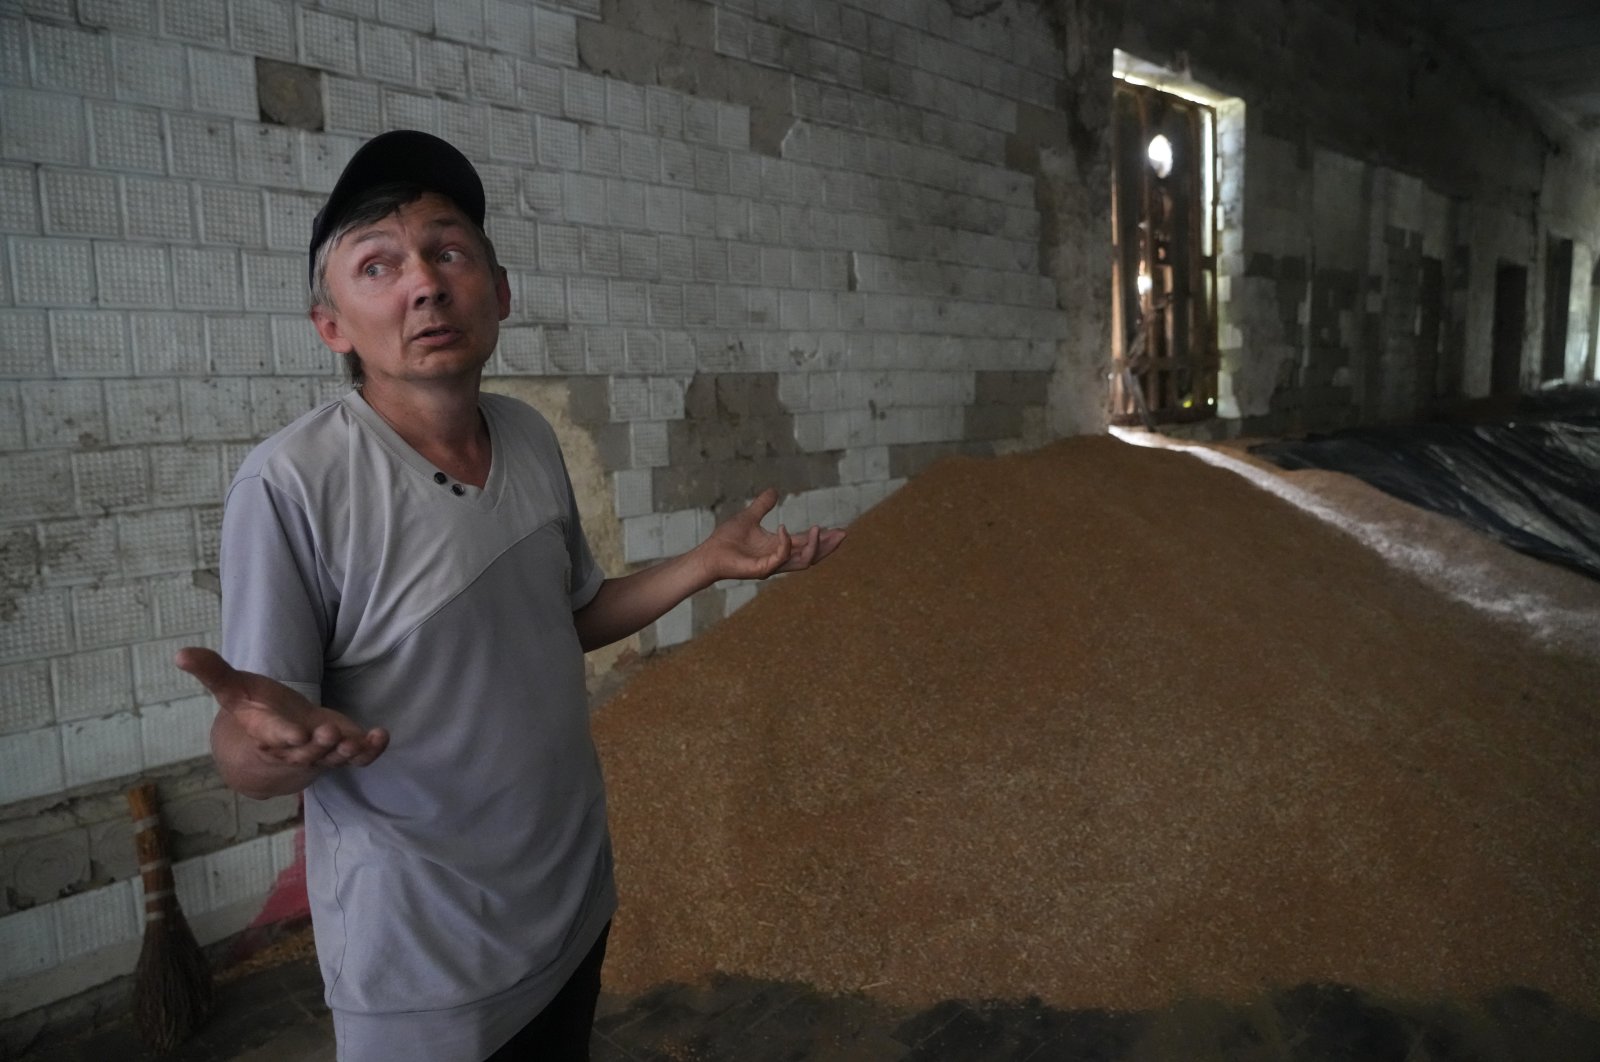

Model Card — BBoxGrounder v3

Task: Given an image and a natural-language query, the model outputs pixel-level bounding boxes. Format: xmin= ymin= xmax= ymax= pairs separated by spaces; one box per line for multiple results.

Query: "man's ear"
xmin=310 ymin=304 xmax=355 ymax=354
xmin=496 ymin=266 xmax=511 ymax=322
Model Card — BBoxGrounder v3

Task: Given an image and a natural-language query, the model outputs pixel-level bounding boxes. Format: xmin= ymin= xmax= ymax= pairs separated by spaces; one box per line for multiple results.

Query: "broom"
xmin=127 ymin=782 xmax=215 ymax=1052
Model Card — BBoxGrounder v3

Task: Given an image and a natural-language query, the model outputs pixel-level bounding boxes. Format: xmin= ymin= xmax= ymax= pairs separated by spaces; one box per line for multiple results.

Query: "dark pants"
xmin=483 ymin=923 xmax=610 ymax=1062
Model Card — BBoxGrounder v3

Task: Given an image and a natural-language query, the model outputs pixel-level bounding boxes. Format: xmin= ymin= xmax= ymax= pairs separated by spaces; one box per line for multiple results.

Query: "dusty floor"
xmin=592 ymin=434 xmax=1600 ymax=1014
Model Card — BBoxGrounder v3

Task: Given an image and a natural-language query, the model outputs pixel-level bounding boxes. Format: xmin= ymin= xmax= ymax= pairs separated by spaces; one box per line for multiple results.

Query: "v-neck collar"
xmin=342 ymin=391 xmax=503 ymax=512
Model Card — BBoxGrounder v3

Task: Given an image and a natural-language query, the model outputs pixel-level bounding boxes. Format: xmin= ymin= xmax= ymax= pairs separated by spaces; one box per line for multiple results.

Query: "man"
xmin=176 ymin=130 xmax=843 ymax=1062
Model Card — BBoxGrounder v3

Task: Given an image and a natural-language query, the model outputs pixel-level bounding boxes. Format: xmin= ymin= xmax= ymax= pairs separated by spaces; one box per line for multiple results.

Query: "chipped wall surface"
xmin=1 ymin=0 xmax=1597 ymax=1028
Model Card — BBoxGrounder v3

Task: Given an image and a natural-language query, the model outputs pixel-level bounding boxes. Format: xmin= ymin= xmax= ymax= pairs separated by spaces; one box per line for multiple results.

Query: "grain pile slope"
xmin=591 ymin=435 xmax=1600 ymax=1012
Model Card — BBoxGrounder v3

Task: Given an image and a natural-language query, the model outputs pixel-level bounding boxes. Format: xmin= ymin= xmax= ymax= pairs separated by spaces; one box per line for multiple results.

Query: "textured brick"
xmin=41 ymin=170 xmax=121 ymax=237
xmin=563 ymin=173 xmax=605 ymax=227
xmin=208 ymin=315 xmax=273 ymax=373
xmin=0 ymin=900 xmax=60 ymax=977
xmin=470 ymin=48 xmax=517 ymax=104
xmin=119 ymin=509 xmax=196 ymax=576
xmin=648 ymin=281 xmax=684 ymax=325
xmin=188 ymin=47 xmax=257 ymax=119
xmin=248 ymin=377 xmax=312 ymax=435
xmin=207 ymin=835 xmax=274 ymax=909
xmin=40 ymin=513 xmax=120 ymax=589
xmin=2 ymin=90 xmax=88 ymax=166
xmin=301 ymin=8 xmax=358 ymax=71
xmin=0 ymin=590 xmax=73 ymax=664
xmin=52 ymin=646 xmax=133 ymax=722
xmin=272 ymin=315 xmax=331 ymax=373
xmin=73 ymin=582 xmax=153 ymax=650
xmin=62 ymin=711 xmax=144 ymax=788
xmin=95 ymin=243 xmax=173 ymax=309
xmin=533 ymin=7 xmax=577 ymax=66
xmin=142 ymin=695 xmax=214 ymax=767
xmin=435 ymin=0 xmax=484 ymax=44
xmin=3 ymin=451 xmax=74 ymax=521
xmin=114 ymin=36 xmax=188 ymax=108
xmin=581 ymin=128 xmax=622 ymax=179
xmin=0 ymin=311 xmax=50 ymax=377
xmin=585 ymin=326 xmax=624 ymax=372
xmin=236 ymin=123 xmax=299 ymax=187
xmin=611 ymin=279 xmax=649 ymax=325
xmin=162 ymin=0 xmax=229 ymax=42
xmin=417 ymin=36 xmax=466 ymax=94
xmin=15 ymin=239 xmax=95 ymax=305
xmin=0 ymin=385 xmax=21 ymax=448
xmin=518 ymin=59 xmax=561 ymax=114
xmin=125 ymin=177 xmax=196 ymax=242
xmin=131 ymin=313 xmax=206 ymax=376
xmin=0 ymin=661 xmax=53 ymax=736
xmin=167 ymin=114 xmax=236 ymax=181
xmin=232 ymin=0 xmax=296 ymax=59
xmin=536 ymin=115 xmax=579 ymax=172
xmin=378 ymin=0 xmax=431 ymax=31
xmin=81 ymin=0 xmax=157 ymax=32
xmin=488 ymin=106 xmax=534 ymax=163
xmin=32 ymin=22 xmax=113 ymax=98
xmin=242 ymin=251 xmax=303 ymax=311
xmin=181 ymin=377 xmax=253 ymax=439
xmin=384 ymin=88 xmax=438 ymax=133
xmin=199 ymin=184 xmax=265 ymax=247
xmin=22 ymin=380 xmax=106 ymax=450
xmin=485 ymin=0 xmax=532 ymax=55
xmin=150 ymin=445 xmax=224 ymax=507
xmin=360 ymin=20 xmax=415 ymax=83
xmin=134 ymin=634 xmax=206 ymax=705
xmin=52 ymin=311 xmax=129 ymax=376
xmin=325 ymin=76 xmax=382 ymax=134
xmin=524 ymin=275 xmax=565 ymax=321
xmin=173 ymin=248 xmax=243 ymax=310
xmin=0 ymin=165 xmax=40 ymax=234
xmin=73 ymin=448 xmax=149 ymax=512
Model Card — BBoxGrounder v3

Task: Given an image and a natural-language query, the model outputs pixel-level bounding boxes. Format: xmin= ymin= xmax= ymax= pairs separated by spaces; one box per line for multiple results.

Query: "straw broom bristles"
xmin=127 ymin=782 xmax=215 ymax=1053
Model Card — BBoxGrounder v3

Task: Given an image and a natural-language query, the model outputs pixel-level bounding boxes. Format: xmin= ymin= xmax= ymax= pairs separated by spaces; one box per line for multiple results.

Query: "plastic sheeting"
xmin=1250 ymin=389 xmax=1600 ymax=582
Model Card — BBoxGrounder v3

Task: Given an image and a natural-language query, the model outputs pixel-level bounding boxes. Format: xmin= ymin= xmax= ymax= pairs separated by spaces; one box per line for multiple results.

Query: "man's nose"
xmin=411 ymin=260 xmax=451 ymax=307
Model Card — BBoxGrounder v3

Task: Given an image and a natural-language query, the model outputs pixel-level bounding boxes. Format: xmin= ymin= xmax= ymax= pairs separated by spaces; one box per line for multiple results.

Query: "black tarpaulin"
xmin=1250 ymin=389 xmax=1600 ymax=581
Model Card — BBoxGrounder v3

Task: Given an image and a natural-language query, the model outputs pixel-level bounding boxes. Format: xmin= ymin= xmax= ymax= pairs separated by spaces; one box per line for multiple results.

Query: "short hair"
xmin=307 ymin=183 xmax=502 ymax=387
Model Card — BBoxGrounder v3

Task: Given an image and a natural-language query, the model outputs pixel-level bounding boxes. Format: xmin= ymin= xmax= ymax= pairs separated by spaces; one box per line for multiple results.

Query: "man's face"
xmin=309 ymin=192 xmax=510 ymax=388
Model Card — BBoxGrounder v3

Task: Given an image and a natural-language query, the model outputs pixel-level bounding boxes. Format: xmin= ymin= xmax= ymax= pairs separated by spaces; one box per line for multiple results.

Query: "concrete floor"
xmin=18 ymin=949 xmax=1600 ymax=1061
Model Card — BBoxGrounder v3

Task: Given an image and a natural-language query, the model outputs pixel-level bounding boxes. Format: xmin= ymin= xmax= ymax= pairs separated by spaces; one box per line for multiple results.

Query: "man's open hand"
xmin=698 ymin=488 xmax=846 ymax=582
xmin=176 ymin=647 xmax=389 ymax=771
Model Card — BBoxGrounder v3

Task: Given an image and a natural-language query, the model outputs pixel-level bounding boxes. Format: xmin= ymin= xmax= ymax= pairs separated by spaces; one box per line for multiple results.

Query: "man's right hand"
xmin=177 ymin=648 xmax=388 ymax=795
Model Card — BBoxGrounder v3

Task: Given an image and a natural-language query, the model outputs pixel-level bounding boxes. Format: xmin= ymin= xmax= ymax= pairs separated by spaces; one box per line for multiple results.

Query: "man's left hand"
xmin=698 ymin=488 xmax=845 ymax=582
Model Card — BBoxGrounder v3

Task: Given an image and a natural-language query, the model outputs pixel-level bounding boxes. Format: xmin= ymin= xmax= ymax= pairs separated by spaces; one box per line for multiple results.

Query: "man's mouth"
xmin=413 ymin=325 xmax=459 ymax=341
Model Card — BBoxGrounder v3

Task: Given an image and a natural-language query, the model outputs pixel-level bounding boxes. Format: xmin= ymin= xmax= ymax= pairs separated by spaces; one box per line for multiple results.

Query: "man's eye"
xmin=362 ymin=263 xmax=383 ymax=277
xmin=439 ymin=249 xmax=462 ymax=263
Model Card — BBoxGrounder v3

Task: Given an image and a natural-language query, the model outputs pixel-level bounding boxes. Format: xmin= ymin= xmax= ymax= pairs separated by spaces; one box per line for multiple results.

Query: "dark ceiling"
xmin=1439 ymin=0 xmax=1600 ymax=145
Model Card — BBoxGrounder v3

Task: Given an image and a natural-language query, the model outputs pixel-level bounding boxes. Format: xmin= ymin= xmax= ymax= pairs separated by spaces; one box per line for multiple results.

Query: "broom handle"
xmin=127 ymin=783 xmax=176 ymax=925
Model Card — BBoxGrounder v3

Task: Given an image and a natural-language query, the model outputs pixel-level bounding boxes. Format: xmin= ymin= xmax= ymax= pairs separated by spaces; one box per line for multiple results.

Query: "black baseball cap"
xmin=308 ymin=130 xmax=487 ymax=288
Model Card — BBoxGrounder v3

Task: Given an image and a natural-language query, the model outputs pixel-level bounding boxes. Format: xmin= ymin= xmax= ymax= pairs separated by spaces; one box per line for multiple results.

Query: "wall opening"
xmin=1109 ymin=54 xmax=1237 ymax=427
xmin=1587 ymin=259 xmax=1600 ymax=382
xmin=1541 ymin=236 xmax=1574 ymax=383
xmin=1491 ymin=262 xmax=1528 ymax=397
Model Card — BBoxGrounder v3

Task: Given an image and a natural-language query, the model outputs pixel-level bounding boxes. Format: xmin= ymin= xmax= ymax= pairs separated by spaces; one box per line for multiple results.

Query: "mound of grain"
xmin=591 ymin=435 xmax=1600 ymax=1012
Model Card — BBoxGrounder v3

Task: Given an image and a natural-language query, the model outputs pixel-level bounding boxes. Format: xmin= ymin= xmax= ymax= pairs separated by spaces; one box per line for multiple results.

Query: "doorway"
xmin=1541 ymin=237 xmax=1573 ymax=383
xmin=1490 ymin=262 xmax=1527 ymax=397
xmin=1109 ymin=81 xmax=1219 ymax=425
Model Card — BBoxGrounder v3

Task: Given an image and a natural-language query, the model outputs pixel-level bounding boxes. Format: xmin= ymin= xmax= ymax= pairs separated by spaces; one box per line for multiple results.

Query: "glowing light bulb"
xmin=1147 ymin=135 xmax=1173 ymax=178
xmin=1136 ymin=274 xmax=1153 ymax=295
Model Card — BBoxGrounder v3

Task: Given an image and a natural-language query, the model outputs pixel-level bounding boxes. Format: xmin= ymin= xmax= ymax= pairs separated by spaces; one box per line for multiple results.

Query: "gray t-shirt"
xmin=221 ymin=391 xmax=614 ymax=1062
